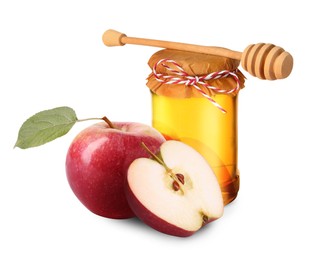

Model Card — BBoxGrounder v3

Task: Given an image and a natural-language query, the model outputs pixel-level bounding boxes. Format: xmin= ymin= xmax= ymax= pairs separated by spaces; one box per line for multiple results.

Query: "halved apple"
xmin=126 ymin=140 xmax=224 ymax=237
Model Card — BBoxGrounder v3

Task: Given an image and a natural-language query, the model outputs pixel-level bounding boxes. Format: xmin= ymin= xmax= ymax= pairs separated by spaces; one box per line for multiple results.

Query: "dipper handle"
xmin=102 ymin=29 xmax=293 ymax=80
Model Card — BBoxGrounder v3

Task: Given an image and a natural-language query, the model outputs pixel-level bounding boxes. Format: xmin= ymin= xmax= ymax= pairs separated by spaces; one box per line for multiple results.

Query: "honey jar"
xmin=147 ymin=49 xmax=246 ymax=205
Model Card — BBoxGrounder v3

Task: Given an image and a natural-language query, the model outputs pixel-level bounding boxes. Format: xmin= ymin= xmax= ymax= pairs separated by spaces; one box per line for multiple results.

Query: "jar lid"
xmin=147 ymin=49 xmax=245 ymax=98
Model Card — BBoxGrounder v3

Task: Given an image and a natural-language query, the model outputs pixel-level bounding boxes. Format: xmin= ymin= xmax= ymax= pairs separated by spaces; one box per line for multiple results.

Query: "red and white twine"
xmin=152 ymin=59 xmax=241 ymax=113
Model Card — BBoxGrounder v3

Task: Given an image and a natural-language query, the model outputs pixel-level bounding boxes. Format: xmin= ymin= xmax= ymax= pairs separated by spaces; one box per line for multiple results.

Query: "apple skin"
xmin=126 ymin=176 xmax=218 ymax=237
xmin=125 ymin=184 xmax=195 ymax=237
xmin=65 ymin=121 xmax=165 ymax=219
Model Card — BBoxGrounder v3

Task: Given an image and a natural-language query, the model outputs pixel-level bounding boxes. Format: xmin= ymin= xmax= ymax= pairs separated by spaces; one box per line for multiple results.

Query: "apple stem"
xmin=141 ymin=142 xmax=185 ymax=193
xmin=76 ymin=118 xmax=101 ymax=122
xmin=76 ymin=116 xmax=116 ymax=129
xmin=101 ymin=116 xmax=116 ymax=129
xmin=141 ymin=142 xmax=169 ymax=171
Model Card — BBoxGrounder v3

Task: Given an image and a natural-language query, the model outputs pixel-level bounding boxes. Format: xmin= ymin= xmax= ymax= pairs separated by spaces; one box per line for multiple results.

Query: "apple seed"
xmin=172 ymin=180 xmax=180 ymax=191
xmin=175 ymin=173 xmax=185 ymax=185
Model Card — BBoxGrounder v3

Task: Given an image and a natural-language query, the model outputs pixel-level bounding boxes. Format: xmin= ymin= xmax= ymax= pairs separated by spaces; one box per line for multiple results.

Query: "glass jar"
xmin=147 ymin=49 xmax=245 ymax=205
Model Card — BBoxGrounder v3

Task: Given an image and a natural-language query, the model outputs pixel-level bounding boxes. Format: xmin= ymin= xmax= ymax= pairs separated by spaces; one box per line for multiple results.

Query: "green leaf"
xmin=15 ymin=106 xmax=78 ymax=149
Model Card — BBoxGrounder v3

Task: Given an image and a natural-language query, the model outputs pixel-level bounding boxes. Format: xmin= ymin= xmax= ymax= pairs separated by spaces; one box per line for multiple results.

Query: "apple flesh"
xmin=126 ymin=140 xmax=224 ymax=237
xmin=66 ymin=121 xmax=165 ymax=219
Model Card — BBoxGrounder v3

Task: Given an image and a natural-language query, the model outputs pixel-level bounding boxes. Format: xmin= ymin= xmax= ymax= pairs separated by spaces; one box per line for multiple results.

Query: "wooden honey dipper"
xmin=102 ymin=29 xmax=293 ymax=80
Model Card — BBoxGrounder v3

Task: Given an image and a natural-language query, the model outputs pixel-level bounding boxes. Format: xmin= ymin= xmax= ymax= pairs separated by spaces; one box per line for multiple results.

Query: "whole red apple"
xmin=65 ymin=121 xmax=165 ymax=219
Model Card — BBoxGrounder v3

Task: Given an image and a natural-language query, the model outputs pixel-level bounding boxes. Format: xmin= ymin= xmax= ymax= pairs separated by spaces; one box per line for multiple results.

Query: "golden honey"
xmin=152 ymin=93 xmax=239 ymax=205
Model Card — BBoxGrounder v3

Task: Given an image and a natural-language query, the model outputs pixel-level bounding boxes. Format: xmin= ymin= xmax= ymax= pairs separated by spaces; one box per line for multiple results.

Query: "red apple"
xmin=126 ymin=140 xmax=224 ymax=237
xmin=65 ymin=121 xmax=165 ymax=219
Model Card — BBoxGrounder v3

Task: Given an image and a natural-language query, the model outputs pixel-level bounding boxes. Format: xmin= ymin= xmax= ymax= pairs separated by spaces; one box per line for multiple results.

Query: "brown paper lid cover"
xmin=147 ymin=49 xmax=245 ymax=98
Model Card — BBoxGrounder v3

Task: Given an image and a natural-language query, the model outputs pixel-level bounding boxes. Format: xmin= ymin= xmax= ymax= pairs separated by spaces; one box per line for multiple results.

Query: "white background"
xmin=1 ymin=0 xmax=315 ymax=259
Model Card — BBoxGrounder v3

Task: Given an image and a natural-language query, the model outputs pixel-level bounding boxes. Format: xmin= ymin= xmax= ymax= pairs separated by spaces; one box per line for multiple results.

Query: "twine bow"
xmin=152 ymin=59 xmax=241 ymax=113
